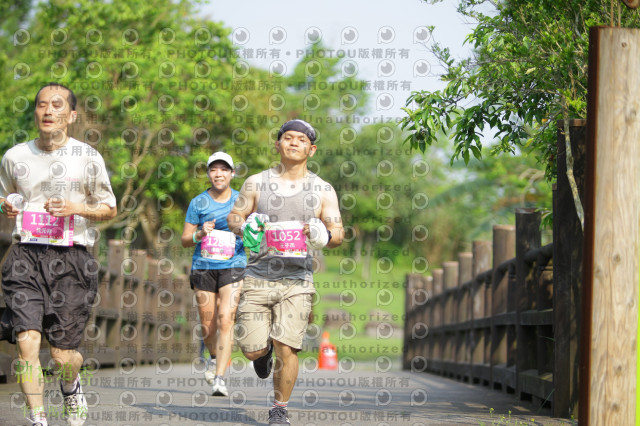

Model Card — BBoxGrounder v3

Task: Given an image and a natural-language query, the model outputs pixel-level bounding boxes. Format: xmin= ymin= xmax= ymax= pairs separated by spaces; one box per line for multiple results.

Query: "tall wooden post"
xmin=553 ymin=120 xmax=586 ymax=418
xmin=458 ymin=252 xmax=473 ymax=374
xmin=581 ymin=27 xmax=640 ymax=425
xmin=432 ymin=268 xmax=444 ymax=372
xmin=491 ymin=225 xmax=515 ymax=389
xmin=515 ymin=208 xmax=541 ymax=398
xmin=471 ymin=240 xmax=491 ymax=384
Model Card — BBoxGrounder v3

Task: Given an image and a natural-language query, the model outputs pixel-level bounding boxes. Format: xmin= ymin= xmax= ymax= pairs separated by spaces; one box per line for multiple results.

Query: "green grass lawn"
xmin=304 ymin=251 xmax=410 ymax=362
xmin=217 ymin=250 xmax=411 ymax=364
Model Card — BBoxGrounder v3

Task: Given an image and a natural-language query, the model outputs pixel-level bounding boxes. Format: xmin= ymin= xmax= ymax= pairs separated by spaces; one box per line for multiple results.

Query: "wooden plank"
xmin=493 ymin=312 xmax=517 ymax=326
xmin=492 ymin=364 xmax=516 ymax=391
xmin=471 ymin=363 xmax=492 ymax=384
xmin=519 ymin=369 xmax=554 ymax=402
xmin=520 ymin=309 xmax=553 ymax=326
xmin=582 ymin=27 xmax=640 ymax=425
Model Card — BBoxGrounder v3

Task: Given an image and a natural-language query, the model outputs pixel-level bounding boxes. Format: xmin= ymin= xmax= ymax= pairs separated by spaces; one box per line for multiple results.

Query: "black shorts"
xmin=189 ymin=268 xmax=244 ymax=293
xmin=0 ymin=244 xmax=98 ymax=349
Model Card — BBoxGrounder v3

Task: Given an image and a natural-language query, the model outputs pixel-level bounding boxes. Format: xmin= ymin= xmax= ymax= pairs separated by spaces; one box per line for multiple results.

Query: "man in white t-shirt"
xmin=0 ymin=83 xmax=117 ymax=426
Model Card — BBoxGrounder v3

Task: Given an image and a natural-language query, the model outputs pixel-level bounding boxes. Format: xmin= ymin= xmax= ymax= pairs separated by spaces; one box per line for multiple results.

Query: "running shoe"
xmin=204 ymin=358 xmax=217 ymax=384
xmin=29 ymin=407 xmax=47 ymax=426
xmin=211 ymin=376 xmax=228 ymax=396
xmin=268 ymin=406 xmax=290 ymax=425
xmin=61 ymin=378 xmax=88 ymax=426
xmin=253 ymin=344 xmax=273 ymax=379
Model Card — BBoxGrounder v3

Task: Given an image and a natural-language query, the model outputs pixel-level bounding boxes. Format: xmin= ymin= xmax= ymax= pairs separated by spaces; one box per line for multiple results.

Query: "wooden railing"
xmin=0 ymin=239 xmax=198 ymax=381
xmin=403 ymin=120 xmax=586 ymax=419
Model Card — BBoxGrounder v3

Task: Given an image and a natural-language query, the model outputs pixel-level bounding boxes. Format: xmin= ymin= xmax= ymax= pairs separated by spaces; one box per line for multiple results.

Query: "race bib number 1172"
xmin=20 ymin=209 xmax=74 ymax=246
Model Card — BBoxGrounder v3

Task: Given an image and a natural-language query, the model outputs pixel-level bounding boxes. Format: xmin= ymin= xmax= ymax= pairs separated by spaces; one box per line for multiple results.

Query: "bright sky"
xmin=200 ymin=0 xmax=474 ymax=119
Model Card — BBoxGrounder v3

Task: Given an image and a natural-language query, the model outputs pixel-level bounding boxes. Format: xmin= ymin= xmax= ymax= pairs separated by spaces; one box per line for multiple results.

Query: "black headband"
xmin=277 ymin=119 xmax=317 ymax=143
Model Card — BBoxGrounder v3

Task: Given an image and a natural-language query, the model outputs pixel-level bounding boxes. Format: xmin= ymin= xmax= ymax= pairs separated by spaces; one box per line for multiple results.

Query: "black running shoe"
xmin=253 ymin=343 xmax=273 ymax=379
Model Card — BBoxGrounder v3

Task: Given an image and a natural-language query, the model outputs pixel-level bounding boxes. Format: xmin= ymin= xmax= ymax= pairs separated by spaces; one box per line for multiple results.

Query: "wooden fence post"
xmin=553 ymin=120 xmax=586 ymax=418
xmin=423 ymin=275 xmax=434 ymax=367
xmin=432 ymin=268 xmax=444 ymax=373
xmin=580 ymin=27 xmax=640 ymax=425
xmin=443 ymin=261 xmax=458 ymax=377
xmin=404 ymin=274 xmax=427 ymax=369
xmin=514 ymin=208 xmax=541 ymax=399
xmin=458 ymin=252 xmax=473 ymax=380
xmin=471 ymin=240 xmax=492 ymax=385
xmin=491 ymin=225 xmax=515 ymax=390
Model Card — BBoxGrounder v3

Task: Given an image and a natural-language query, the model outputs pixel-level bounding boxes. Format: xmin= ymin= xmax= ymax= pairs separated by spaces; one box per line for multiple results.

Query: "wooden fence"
xmin=0 ymin=239 xmax=199 ymax=381
xmin=403 ymin=120 xmax=586 ymax=419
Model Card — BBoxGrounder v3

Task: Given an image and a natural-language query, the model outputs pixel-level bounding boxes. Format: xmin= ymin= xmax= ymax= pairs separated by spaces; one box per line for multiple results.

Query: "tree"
xmin=401 ymin=0 xmax=640 ymax=180
xmin=225 ymin=42 xmax=369 ymax=182
xmin=318 ymin=123 xmax=417 ymax=276
xmin=1 ymin=0 xmax=242 ymax=253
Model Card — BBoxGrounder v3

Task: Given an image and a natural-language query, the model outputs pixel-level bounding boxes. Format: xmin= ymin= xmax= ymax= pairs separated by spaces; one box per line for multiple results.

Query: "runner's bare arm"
xmin=320 ymin=185 xmax=344 ymax=248
xmin=45 ymin=198 xmax=116 ymax=221
xmin=0 ymin=198 xmax=19 ymax=219
xmin=181 ymin=220 xmax=216 ymax=247
xmin=228 ymin=173 xmax=260 ymax=237
xmin=0 ymin=159 xmax=18 ymax=219
xmin=182 ymin=222 xmax=199 ymax=248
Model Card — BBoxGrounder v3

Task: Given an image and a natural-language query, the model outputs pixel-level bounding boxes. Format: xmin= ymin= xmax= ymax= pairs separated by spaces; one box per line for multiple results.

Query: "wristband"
xmin=193 ymin=231 xmax=198 ymax=243
xmin=0 ymin=201 xmax=4 ymax=214
xmin=307 ymin=218 xmax=329 ymax=249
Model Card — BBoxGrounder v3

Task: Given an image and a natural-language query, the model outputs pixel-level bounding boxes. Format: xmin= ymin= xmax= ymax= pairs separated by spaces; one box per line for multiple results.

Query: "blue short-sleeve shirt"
xmin=185 ymin=189 xmax=246 ymax=270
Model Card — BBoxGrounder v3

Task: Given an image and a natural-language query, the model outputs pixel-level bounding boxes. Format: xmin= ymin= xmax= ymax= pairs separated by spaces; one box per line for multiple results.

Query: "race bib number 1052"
xmin=265 ymin=221 xmax=307 ymax=258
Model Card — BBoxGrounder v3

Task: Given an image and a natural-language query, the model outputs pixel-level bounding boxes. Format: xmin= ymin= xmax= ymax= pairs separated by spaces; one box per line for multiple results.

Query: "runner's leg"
xmin=195 ymin=290 xmax=218 ymax=358
xmin=214 ymin=280 xmax=242 ymax=376
xmin=50 ymin=346 xmax=83 ymax=385
xmin=16 ymin=330 xmax=44 ymax=410
xmin=272 ymin=340 xmax=299 ymax=402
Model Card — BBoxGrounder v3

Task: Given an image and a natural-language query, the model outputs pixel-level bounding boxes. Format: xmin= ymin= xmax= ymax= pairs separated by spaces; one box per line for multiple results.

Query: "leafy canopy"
xmin=401 ymin=0 xmax=640 ymax=179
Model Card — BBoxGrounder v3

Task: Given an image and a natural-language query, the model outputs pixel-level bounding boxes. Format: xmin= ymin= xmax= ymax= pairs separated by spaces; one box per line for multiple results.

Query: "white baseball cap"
xmin=207 ymin=152 xmax=234 ymax=169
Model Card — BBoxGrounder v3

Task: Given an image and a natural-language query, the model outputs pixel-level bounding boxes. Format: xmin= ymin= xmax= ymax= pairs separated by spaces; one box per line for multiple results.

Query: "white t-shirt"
xmin=0 ymin=138 xmax=117 ymax=247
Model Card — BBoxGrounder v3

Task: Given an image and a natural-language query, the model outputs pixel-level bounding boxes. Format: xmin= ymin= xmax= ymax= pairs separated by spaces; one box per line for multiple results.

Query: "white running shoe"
xmin=61 ymin=378 xmax=88 ymax=426
xmin=204 ymin=358 xmax=217 ymax=384
xmin=29 ymin=410 xmax=48 ymax=426
xmin=211 ymin=376 xmax=228 ymax=396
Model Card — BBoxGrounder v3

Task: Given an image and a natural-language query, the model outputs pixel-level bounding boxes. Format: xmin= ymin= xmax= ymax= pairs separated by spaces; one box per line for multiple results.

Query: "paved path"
xmin=0 ymin=359 xmax=574 ymax=426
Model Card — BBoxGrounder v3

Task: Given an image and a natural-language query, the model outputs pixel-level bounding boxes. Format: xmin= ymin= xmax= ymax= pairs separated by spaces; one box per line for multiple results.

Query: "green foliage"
xmin=1 ymin=0 xmax=241 ymax=248
xmin=408 ymin=134 xmax=552 ymax=267
xmin=402 ymin=0 xmax=640 ymax=180
xmin=0 ymin=1 xmax=373 ymax=252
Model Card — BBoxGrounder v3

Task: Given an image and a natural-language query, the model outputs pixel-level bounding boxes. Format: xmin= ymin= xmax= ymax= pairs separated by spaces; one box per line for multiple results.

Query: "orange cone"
xmin=318 ymin=331 xmax=338 ymax=369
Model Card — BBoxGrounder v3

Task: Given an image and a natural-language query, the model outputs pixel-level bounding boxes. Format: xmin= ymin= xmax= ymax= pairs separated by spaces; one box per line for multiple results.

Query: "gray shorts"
xmin=235 ymin=275 xmax=315 ymax=352
xmin=0 ymin=244 xmax=98 ymax=349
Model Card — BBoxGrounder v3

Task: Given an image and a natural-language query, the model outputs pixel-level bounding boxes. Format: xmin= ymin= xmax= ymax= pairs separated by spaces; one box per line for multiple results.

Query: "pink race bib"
xmin=265 ymin=221 xmax=307 ymax=258
xmin=20 ymin=210 xmax=74 ymax=246
xmin=201 ymin=230 xmax=236 ymax=260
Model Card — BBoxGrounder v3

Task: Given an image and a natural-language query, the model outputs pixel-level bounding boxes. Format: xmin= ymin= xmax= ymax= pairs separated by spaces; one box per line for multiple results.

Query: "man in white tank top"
xmin=228 ymin=119 xmax=343 ymax=426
